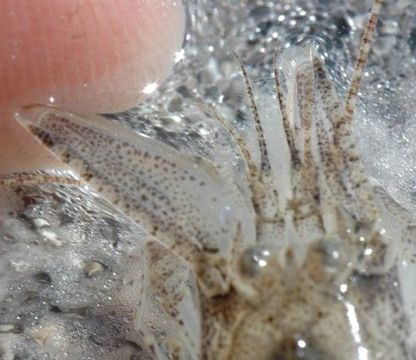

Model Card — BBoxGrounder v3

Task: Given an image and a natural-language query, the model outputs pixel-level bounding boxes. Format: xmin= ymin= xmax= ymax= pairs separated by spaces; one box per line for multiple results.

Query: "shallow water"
xmin=0 ymin=185 xmax=201 ymax=359
xmin=2 ymin=0 xmax=416 ymax=358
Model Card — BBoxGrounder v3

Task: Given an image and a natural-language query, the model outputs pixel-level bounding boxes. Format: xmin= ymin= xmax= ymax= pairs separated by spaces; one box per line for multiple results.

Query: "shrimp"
xmin=1 ymin=0 xmax=413 ymax=358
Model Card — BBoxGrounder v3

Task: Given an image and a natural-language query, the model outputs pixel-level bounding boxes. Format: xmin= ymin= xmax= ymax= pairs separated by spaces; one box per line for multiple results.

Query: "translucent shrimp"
xmin=1 ymin=0 xmax=414 ymax=358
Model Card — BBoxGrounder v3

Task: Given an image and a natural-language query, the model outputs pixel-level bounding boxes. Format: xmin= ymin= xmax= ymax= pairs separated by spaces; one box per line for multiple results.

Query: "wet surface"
xmin=2 ymin=1 xmax=416 ymax=358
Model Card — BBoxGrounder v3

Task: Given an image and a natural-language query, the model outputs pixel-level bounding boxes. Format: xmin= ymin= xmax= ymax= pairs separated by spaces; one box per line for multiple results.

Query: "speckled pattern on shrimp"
xmin=1 ymin=0 xmax=415 ymax=359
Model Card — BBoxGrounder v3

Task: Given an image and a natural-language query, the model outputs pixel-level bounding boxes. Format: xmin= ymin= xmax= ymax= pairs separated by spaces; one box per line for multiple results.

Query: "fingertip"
xmin=0 ymin=112 xmax=63 ymax=176
xmin=0 ymin=0 xmax=185 ymax=175
xmin=0 ymin=0 xmax=186 ymax=114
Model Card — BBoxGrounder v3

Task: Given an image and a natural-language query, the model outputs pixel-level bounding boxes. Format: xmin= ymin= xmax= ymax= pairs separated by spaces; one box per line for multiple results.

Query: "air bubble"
xmin=0 ymin=324 xmax=15 ymax=333
xmin=9 ymin=259 xmax=31 ymax=272
xmin=40 ymin=229 xmax=62 ymax=247
xmin=33 ymin=218 xmax=50 ymax=229
xmin=83 ymin=260 xmax=105 ymax=277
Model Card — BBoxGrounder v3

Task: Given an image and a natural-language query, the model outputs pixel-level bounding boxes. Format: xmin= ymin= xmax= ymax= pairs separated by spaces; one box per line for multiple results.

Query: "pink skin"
xmin=0 ymin=0 xmax=185 ymax=175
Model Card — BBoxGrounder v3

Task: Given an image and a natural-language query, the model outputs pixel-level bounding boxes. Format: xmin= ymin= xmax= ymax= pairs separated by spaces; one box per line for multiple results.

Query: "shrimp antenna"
xmin=343 ymin=0 xmax=384 ymax=122
xmin=274 ymin=52 xmax=301 ymax=169
xmin=232 ymin=51 xmax=272 ymax=174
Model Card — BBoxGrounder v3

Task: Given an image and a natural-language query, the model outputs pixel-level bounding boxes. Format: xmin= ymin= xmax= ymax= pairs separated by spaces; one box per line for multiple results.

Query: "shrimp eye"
xmin=317 ymin=239 xmax=346 ymax=273
xmin=271 ymin=335 xmax=323 ymax=360
xmin=239 ymin=245 xmax=271 ymax=277
xmin=303 ymin=238 xmax=350 ymax=284
xmin=312 ymin=238 xmax=348 ymax=274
